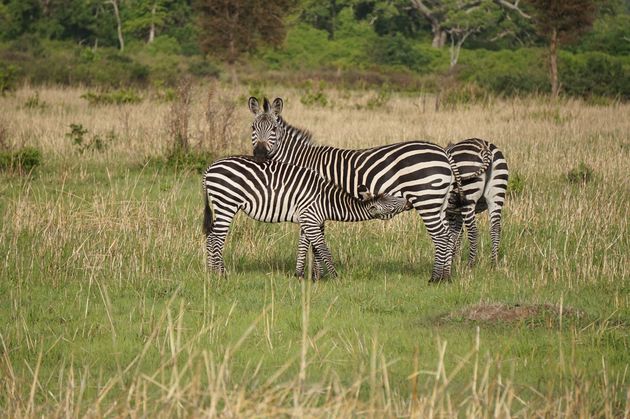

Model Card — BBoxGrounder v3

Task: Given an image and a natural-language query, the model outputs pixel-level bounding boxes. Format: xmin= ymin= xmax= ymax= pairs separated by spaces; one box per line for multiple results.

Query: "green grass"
xmin=1 ymin=155 xmax=628 ymax=416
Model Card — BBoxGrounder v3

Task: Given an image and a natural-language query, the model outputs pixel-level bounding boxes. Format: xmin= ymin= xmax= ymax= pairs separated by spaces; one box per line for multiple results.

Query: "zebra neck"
xmin=275 ymin=119 xmax=362 ymax=196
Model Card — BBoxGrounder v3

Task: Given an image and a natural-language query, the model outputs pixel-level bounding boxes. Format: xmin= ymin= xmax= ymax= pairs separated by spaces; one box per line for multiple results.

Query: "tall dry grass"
xmin=1 ymin=84 xmax=629 ymax=417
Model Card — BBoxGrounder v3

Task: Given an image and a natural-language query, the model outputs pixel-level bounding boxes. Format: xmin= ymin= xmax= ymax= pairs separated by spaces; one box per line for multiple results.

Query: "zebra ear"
xmin=248 ymin=97 xmax=260 ymax=115
xmin=271 ymin=98 xmax=283 ymax=115
xmin=357 ymin=185 xmax=374 ymax=201
xmin=263 ymin=97 xmax=271 ymax=113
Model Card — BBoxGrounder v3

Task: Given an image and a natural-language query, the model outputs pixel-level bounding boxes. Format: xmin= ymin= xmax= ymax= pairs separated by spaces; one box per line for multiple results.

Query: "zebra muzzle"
xmin=253 ymin=145 xmax=268 ymax=162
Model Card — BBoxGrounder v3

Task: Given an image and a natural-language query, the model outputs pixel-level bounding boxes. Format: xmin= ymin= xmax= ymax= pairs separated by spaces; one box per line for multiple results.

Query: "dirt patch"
xmin=444 ymin=303 xmax=584 ymax=323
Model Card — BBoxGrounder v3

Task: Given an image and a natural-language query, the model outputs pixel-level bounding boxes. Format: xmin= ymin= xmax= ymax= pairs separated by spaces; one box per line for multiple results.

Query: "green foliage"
xmin=507 ymin=172 xmax=524 ymax=196
xmin=566 ymin=162 xmax=594 ymax=185
xmin=579 ymin=13 xmax=630 ymax=55
xmin=365 ymin=84 xmax=392 ymax=109
xmin=66 ymin=123 xmax=113 ymax=154
xmin=145 ymin=35 xmax=181 ymax=55
xmin=0 ymin=63 xmax=18 ymax=95
xmin=158 ymin=149 xmax=215 ymax=173
xmin=300 ymin=81 xmax=328 ymax=107
xmin=441 ymin=82 xmax=491 ymax=108
xmin=560 ymin=51 xmax=630 ymax=99
xmin=81 ymin=89 xmax=143 ymax=106
xmin=187 ymin=58 xmax=221 ymax=78
xmin=371 ymin=34 xmax=432 ymax=71
xmin=152 ymin=81 xmax=176 ymax=102
xmin=260 ymin=20 xmax=374 ymax=71
xmin=0 ymin=146 xmax=42 ymax=173
xmin=23 ymin=92 xmax=48 ymax=110
xmin=460 ymin=48 xmax=549 ymax=96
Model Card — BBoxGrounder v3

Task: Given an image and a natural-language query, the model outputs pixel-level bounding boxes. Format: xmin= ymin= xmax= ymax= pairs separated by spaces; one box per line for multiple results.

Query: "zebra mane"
xmin=278 ymin=116 xmax=315 ymax=146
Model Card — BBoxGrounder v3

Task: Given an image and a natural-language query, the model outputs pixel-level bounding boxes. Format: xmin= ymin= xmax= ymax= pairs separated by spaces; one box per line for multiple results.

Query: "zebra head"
xmin=248 ymin=97 xmax=284 ymax=162
xmin=358 ymin=185 xmax=412 ymax=220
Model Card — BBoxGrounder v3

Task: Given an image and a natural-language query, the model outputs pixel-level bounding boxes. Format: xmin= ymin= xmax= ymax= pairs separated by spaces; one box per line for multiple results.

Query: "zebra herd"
xmin=203 ymin=97 xmax=509 ymax=283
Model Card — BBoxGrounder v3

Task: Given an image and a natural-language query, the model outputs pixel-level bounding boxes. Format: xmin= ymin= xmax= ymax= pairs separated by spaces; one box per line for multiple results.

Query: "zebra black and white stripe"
xmin=203 ymin=156 xmax=410 ymax=278
xmin=248 ymin=97 xmax=458 ymax=282
xmin=445 ymin=138 xmax=509 ymax=265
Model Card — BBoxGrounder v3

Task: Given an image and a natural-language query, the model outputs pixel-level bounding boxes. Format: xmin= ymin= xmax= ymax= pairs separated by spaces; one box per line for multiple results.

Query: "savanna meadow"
xmin=1 ymin=1 xmax=630 ymax=417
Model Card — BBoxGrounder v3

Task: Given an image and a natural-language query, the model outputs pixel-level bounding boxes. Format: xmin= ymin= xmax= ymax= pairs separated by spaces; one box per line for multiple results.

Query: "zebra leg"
xmin=462 ymin=205 xmax=479 ymax=267
xmin=295 ymin=228 xmax=323 ymax=279
xmin=301 ymin=222 xmax=337 ymax=278
xmin=413 ymin=201 xmax=454 ymax=283
xmin=447 ymin=212 xmax=464 ymax=260
xmin=295 ymin=228 xmax=309 ymax=279
xmin=207 ymin=209 xmax=236 ymax=275
xmin=488 ymin=205 xmax=503 ymax=267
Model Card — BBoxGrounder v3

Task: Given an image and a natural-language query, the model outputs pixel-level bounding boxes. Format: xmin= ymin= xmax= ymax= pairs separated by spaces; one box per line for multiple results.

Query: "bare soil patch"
xmin=444 ymin=303 xmax=584 ymax=323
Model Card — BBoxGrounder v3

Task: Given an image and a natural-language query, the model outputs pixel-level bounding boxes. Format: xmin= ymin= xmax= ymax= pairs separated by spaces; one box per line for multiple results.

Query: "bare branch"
xmin=409 ymin=0 xmax=434 ymax=19
xmin=494 ymin=0 xmax=530 ymax=19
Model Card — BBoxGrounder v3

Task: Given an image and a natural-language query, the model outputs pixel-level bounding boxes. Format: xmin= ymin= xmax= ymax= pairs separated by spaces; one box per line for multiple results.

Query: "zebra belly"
xmin=240 ymin=202 xmax=300 ymax=224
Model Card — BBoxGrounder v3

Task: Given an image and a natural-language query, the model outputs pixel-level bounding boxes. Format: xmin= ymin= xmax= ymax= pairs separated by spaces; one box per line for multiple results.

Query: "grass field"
xmin=1 ymin=85 xmax=629 ymax=417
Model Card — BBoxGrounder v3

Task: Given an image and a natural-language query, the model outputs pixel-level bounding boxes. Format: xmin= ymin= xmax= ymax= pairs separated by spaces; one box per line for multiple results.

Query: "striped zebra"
xmin=203 ymin=156 xmax=411 ymax=278
xmin=445 ymin=138 xmax=509 ymax=266
xmin=248 ymin=97 xmax=459 ymax=282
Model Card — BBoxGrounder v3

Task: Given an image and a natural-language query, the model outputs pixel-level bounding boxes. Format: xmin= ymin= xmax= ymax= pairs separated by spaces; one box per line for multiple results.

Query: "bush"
xmin=0 ymin=147 xmax=42 ymax=173
xmin=566 ymin=162 xmax=594 ymax=185
xmin=440 ymin=83 xmax=491 ymax=109
xmin=507 ymin=172 xmax=524 ymax=196
xmin=365 ymin=85 xmax=392 ymax=110
xmin=188 ymin=58 xmax=221 ymax=78
xmin=371 ymin=34 xmax=432 ymax=72
xmin=66 ymin=123 xmax=113 ymax=154
xmin=459 ymin=48 xmax=549 ymax=96
xmin=161 ymin=149 xmax=216 ymax=173
xmin=81 ymin=89 xmax=143 ymax=105
xmin=23 ymin=92 xmax=48 ymax=110
xmin=300 ymin=81 xmax=328 ymax=107
xmin=561 ymin=52 xmax=630 ymax=99
xmin=0 ymin=63 xmax=18 ymax=95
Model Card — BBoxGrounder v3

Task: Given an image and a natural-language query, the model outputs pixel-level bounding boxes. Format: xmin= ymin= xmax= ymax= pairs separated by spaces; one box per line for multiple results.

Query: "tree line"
xmin=0 ymin=0 xmax=628 ymax=98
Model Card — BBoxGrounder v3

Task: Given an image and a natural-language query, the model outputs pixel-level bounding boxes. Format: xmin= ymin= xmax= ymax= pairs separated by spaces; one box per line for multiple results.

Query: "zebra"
xmin=248 ymin=96 xmax=459 ymax=282
xmin=203 ymin=156 xmax=411 ymax=279
xmin=445 ymin=138 xmax=509 ymax=266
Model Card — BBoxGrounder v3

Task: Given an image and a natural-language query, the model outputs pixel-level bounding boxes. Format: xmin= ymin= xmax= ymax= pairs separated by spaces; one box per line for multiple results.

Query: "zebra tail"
xmin=203 ymin=184 xmax=213 ymax=236
xmin=460 ymin=140 xmax=492 ymax=180
xmin=445 ymin=151 xmax=466 ymax=204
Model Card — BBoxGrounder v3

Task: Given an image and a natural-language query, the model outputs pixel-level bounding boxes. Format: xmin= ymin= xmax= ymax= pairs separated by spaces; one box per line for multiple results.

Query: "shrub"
xmin=166 ymin=78 xmax=193 ymax=153
xmin=460 ymin=48 xmax=548 ymax=96
xmin=23 ymin=92 xmax=48 ymax=110
xmin=440 ymin=83 xmax=491 ymax=109
xmin=371 ymin=34 xmax=432 ymax=72
xmin=161 ymin=149 xmax=216 ymax=173
xmin=203 ymin=83 xmax=237 ymax=153
xmin=0 ymin=63 xmax=18 ymax=95
xmin=81 ymin=89 xmax=143 ymax=106
xmin=0 ymin=147 xmax=42 ymax=173
xmin=365 ymin=85 xmax=392 ymax=110
xmin=566 ymin=162 xmax=594 ymax=185
xmin=561 ymin=52 xmax=630 ymax=99
xmin=188 ymin=58 xmax=221 ymax=78
xmin=66 ymin=123 xmax=113 ymax=154
xmin=507 ymin=172 xmax=525 ymax=196
xmin=300 ymin=81 xmax=328 ymax=107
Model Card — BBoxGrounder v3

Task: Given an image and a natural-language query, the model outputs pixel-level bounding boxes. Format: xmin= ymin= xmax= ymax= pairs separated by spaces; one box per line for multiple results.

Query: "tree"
xmin=105 ymin=0 xmax=125 ymax=51
xmin=525 ymin=0 xmax=597 ymax=97
xmin=409 ymin=0 xmax=530 ymax=48
xmin=196 ymin=0 xmax=295 ymax=81
xmin=125 ymin=0 xmax=177 ymax=43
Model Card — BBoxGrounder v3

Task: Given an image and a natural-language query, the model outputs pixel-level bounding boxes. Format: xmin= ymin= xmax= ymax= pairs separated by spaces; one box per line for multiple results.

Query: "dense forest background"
xmin=0 ymin=0 xmax=629 ymax=99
